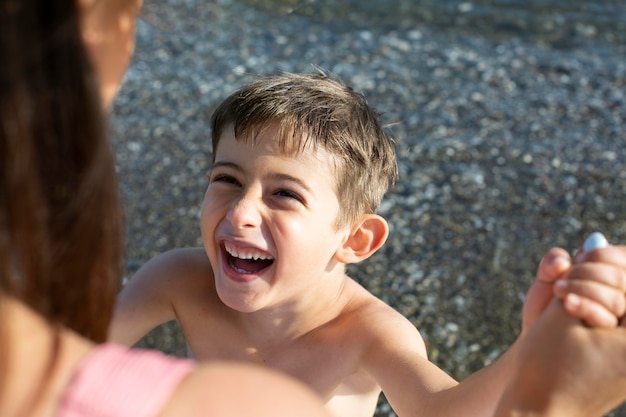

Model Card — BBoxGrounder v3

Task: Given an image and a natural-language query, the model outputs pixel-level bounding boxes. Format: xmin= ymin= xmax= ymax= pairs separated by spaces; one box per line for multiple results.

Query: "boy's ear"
xmin=335 ymin=214 xmax=389 ymax=264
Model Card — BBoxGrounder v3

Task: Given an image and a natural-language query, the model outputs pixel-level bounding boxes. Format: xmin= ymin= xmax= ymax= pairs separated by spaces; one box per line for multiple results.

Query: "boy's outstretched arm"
xmin=359 ymin=290 xmax=529 ymax=417
xmin=109 ymin=248 xmax=196 ymax=345
xmin=368 ymin=236 xmax=626 ymax=417
xmin=363 ymin=304 xmax=522 ymax=417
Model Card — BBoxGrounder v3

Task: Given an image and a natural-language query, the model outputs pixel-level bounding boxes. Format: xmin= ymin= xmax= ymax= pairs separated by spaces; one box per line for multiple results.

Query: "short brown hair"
xmin=210 ymin=72 xmax=398 ymax=227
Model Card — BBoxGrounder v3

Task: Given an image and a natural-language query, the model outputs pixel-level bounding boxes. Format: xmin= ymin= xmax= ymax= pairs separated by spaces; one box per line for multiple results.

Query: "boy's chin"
xmin=214 ymin=281 xmax=269 ymax=313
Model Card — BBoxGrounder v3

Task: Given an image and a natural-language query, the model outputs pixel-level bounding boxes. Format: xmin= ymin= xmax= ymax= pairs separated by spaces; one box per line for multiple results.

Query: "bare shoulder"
xmin=159 ymin=362 xmax=330 ymax=417
xmin=342 ymin=278 xmax=428 ymax=358
xmin=119 ymin=248 xmax=212 ymax=309
xmin=143 ymin=247 xmax=212 ymax=276
xmin=134 ymin=247 xmax=213 ymax=290
xmin=110 ymin=248 xmax=215 ymax=345
xmin=340 ymin=279 xmax=452 ymax=415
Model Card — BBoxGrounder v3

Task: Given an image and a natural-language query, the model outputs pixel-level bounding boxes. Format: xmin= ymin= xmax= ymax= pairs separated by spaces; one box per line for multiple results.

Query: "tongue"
xmin=229 ymin=256 xmax=273 ymax=274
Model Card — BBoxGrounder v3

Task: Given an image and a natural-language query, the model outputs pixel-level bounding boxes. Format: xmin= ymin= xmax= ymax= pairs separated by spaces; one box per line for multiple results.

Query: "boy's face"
xmin=201 ymin=125 xmax=351 ymax=312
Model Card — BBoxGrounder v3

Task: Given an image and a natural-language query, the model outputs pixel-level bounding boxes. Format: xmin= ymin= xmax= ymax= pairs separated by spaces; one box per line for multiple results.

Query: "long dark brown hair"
xmin=0 ymin=0 xmax=123 ymax=344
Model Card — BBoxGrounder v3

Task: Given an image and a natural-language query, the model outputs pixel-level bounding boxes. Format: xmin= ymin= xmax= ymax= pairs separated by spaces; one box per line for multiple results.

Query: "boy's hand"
xmin=523 ymin=234 xmax=626 ymax=333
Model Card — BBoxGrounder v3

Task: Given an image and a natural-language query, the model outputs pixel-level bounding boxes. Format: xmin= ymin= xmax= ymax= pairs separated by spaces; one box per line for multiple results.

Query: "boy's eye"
xmin=275 ymin=189 xmax=304 ymax=204
xmin=211 ymin=174 xmax=241 ymax=186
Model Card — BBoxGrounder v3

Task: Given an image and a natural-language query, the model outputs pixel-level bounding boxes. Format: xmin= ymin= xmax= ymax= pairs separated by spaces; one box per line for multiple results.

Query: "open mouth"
xmin=223 ymin=241 xmax=274 ymax=275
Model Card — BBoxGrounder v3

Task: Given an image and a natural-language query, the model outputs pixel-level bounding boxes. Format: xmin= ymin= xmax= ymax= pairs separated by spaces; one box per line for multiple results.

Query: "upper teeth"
xmin=224 ymin=242 xmax=273 ymax=261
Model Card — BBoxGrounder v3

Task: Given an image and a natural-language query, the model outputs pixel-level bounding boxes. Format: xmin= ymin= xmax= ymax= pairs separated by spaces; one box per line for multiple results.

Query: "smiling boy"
xmin=111 ymin=72 xmax=626 ymax=417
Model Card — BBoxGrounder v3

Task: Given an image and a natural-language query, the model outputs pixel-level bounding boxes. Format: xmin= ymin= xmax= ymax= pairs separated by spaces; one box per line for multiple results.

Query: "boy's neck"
xmin=237 ymin=272 xmax=353 ymax=345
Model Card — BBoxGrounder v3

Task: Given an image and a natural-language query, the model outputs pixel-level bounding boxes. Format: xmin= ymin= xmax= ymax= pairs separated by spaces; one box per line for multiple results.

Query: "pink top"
xmin=58 ymin=343 xmax=195 ymax=417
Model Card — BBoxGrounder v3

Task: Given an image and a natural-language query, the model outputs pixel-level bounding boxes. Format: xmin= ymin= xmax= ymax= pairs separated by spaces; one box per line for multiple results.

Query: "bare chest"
xmin=181 ymin=318 xmax=380 ymax=416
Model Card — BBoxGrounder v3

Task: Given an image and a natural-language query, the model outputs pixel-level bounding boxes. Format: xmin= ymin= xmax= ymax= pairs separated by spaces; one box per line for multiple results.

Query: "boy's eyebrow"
xmin=212 ymin=161 xmax=240 ymax=171
xmin=268 ymin=173 xmax=312 ymax=194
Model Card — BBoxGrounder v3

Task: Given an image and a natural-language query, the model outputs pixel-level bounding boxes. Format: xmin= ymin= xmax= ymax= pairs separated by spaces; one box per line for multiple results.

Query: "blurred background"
xmin=111 ymin=1 xmax=626 ymax=415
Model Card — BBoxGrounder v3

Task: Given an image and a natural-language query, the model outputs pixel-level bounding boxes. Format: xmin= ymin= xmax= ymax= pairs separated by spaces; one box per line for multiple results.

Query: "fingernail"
xmin=583 ymin=232 xmax=609 ymax=252
xmin=555 ymin=279 xmax=568 ymax=290
xmin=564 ymin=293 xmax=581 ymax=309
xmin=552 ymin=255 xmax=570 ymax=269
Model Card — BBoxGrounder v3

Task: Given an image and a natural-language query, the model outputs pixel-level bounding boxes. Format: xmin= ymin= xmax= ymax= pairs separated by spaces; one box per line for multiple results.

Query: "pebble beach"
xmin=111 ymin=1 xmax=626 ymax=415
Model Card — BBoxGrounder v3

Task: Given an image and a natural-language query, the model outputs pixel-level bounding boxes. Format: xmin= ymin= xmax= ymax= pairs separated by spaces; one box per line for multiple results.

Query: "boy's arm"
xmin=438 ymin=242 xmax=626 ymax=417
xmin=366 ymin=242 xmax=626 ymax=417
xmin=362 ymin=308 xmax=519 ymax=417
xmin=109 ymin=248 xmax=202 ymax=345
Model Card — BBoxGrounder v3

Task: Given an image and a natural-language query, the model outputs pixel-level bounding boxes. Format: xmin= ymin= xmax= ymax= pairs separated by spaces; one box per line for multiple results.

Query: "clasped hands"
xmin=496 ymin=233 xmax=626 ymax=417
xmin=524 ymin=232 xmax=626 ymax=331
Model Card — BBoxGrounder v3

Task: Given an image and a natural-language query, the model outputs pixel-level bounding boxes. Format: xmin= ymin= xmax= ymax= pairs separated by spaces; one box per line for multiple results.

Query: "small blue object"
xmin=583 ymin=232 xmax=609 ymax=252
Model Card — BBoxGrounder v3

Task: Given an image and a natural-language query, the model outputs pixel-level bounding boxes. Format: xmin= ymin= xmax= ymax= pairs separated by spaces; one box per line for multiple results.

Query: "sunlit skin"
xmin=110 ymin=123 xmax=626 ymax=417
xmin=79 ymin=0 xmax=143 ymax=108
xmin=101 ymin=5 xmax=626 ymax=416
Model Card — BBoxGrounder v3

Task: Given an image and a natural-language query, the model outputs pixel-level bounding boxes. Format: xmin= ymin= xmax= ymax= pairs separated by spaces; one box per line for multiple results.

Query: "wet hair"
xmin=210 ymin=72 xmax=398 ymax=227
xmin=0 ymin=0 xmax=123 ymax=346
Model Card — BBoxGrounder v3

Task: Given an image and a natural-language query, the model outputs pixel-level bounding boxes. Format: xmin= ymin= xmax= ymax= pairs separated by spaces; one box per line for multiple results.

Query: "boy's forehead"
xmin=213 ymin=126 xmax=341 ymax=181
xmin=216 ymin=123 xmax=336 ymax=162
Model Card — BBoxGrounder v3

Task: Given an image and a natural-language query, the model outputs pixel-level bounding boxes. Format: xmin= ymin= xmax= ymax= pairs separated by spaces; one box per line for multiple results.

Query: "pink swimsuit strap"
xmin=58 ymin=343 xmax=195 ymax=417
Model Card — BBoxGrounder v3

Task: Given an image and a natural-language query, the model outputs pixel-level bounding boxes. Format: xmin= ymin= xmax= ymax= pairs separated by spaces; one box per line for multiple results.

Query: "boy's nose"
xmin=226 ymin=195 xmax=262 ymax=229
